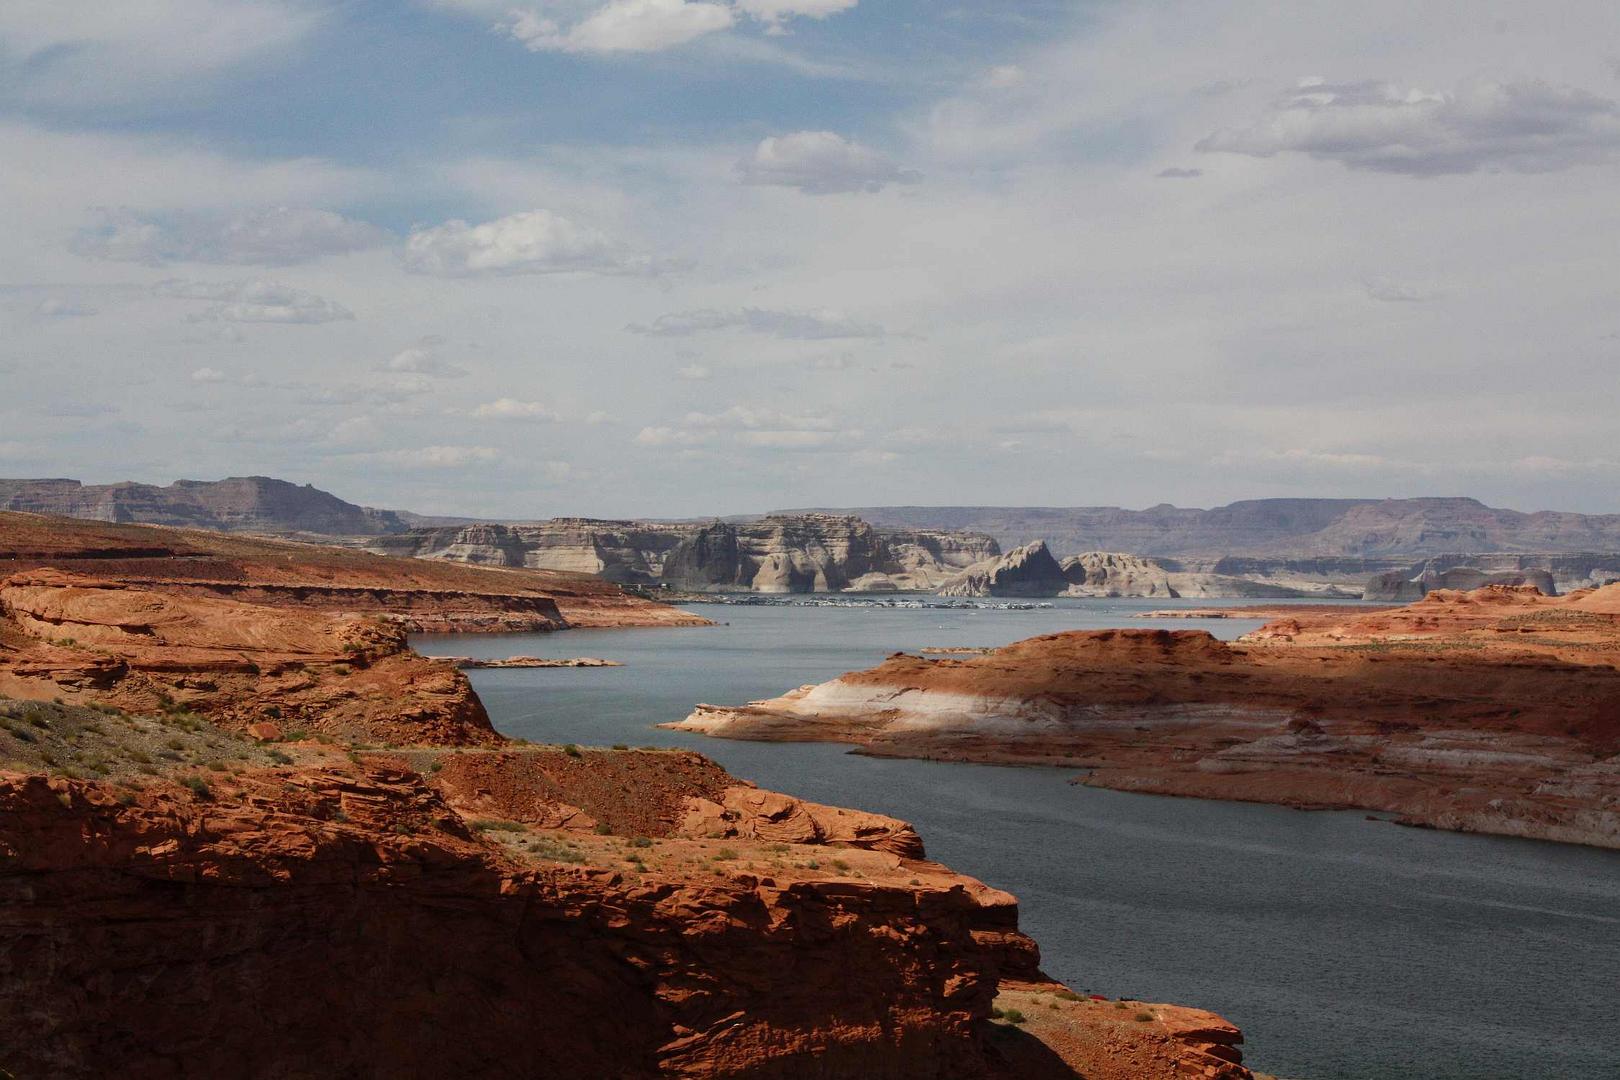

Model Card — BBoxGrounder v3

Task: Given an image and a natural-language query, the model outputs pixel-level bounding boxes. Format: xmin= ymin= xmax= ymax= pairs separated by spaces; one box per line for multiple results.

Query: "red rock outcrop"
xmin=671 ymin=585 xmax=1620 ymax=849
xmin=0 ymin=512 xmax=1262 ymax=1078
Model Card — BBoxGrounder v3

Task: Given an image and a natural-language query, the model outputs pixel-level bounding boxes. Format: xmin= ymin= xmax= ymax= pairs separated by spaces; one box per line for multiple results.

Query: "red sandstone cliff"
xmin=0 ymin=512 xmax=1260 ymax=1078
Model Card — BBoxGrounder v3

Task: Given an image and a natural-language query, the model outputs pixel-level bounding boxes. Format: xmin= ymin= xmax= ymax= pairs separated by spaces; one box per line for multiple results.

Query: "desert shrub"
xmin=562 ymin=744 xmax=582 ymax=758
xmin=593 ymin=823 xmax=613 ymax=835
xmin=1001 ymin=1009 xmax=1026 ymax=1025
xmin=714 ymin=847 xmax=739 ymax=861
xmin=630 ymin=836 xmax=653 ymax=848
xmin=1134 ymin=1012 xmax=1154 ymax=1023
xmin=182 ymin=776 xmax=213 ymax=800
xmin=471 ymin=819 xmax=524 ymax=832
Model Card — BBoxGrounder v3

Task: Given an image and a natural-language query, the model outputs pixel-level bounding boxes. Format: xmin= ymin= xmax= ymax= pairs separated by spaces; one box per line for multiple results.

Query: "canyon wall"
xmin=378 ymin=514 xmax=1002 ymax=593
xmin=802 ymin=498 xmax=1620 ymax=558
xmin=0 ymin=476 xmax=408 ymax=535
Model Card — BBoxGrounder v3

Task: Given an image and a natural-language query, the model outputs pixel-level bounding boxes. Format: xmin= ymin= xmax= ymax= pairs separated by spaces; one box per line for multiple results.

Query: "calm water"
xmin=416 ymin=599 xmax=1620 ymax=1080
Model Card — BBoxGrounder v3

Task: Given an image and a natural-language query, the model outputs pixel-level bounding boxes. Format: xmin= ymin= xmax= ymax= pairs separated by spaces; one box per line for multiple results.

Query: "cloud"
xmin=676 ymin=363 xmax=715 ymax=380
xmin=471 ymin=397 xmax=559 ymax=420
xmin=980 ymin=64 xmax=1025 ymax=90
xmin=503 ymin=0 xmax=733 ymax=54
xmin=737 ymin=131 xmax=920 ymax=194
xmin=154 ymin=279 xmax=355 ymax=323
xmin=72 ymin=207 xmax=388 ymax=266
xmin=403 ymin=209 xmax=659 ymax=277
xmin=1197 ymin=78 xmax=1620 ymax=176
xmin=684 ymin=404 xmax=835 ymax=430
xmin=33 ymin=297 xmax=97 ymax=317
xmin=355 ymin=445 xmax=501 ymax=468
xmin=1156 ymin=167 xmax=1202 ymax=179
xmin=633 ymin=425 xmax=707 ymax=447
xmin=628 ymin=306 xmax=884 ymax=339
xmin=1363 ymin=278 xmax=1437 ymax=303
xmin=0 ymin=442 xmax=34 ymax=461
xmin=0 ymin=0 xmax=322 ymax=105
xmin=380 ymin=338 xmax=466 ymax=378
xmin=190 ymin=366 xmax=228 ymax=383
xmin=735 ymin=0 xmax=857 ymax=29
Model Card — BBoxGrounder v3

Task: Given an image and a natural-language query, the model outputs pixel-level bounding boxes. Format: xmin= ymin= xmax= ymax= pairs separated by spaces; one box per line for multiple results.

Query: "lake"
xmin=416 ymin=598 xmax=1620 ymax=1080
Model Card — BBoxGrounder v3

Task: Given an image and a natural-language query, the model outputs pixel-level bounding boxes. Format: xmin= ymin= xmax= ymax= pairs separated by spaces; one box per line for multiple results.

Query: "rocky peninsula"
xmin=671 ymin=584 xmax=1620 ymax=849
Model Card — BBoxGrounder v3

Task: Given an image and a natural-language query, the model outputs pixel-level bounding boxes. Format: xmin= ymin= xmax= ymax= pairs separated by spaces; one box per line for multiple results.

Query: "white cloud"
xmin=0 ymin=0 xmax=322 ymax=105
xmin=628 ymin=306 xmax=884 ymax=339
xmin=380 ymin=338 xmax=467 ymax=377
xmin=356 ymin=445 xmax=502 ymax=468
xmin=634 ymin=425 xmax=707 ymax=447
xmin=403 ymin=209 xmax=658 ymax=277
xmin=190 ymin=366 xmax=228 ymax=383
xmin=735 ymin=0 xmax=857 ymax=29
xmin=1198 ymin=78 xmax=1620 ymax=176
xmin=676 ymin=363 xmax=714 ymax=380
xmin=0 ymin=441 xmax=34 ymax=461
xmin=980 ymin=64 xmax=1025 ymax=90
xmin=1363 ymin=278 xmax=1438 ymax=303
xmin=472 ymin=397 xmax=559 ymax=420
xmin=33 ymin=297 xmax=97 ymax=318
xmin=737 ymin=131 xmax=920 ymax=194
xmin=685 ymin=404 xmax=835 ymax=430
xmin=1156 ymin=167 xmax=1202 ymax=179
xmin=154 ymin=279 xmax=355 ymax=323
xmin=734 ymin=429 xmax=837 ymax=448
xmin=503 ymin=0 xmax=733 ymax=54
xmin=72 ymin=207 xmax=388 ymax=266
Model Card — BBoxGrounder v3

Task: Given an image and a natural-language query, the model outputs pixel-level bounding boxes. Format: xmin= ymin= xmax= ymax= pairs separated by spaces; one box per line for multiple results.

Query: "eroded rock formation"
xmin=0 ymin=476 xmax=408 ymax=535
xmin=671 ymin=584 xmax=1620 ymax=849
xmin=938 ymin=541 xmax=1070 ymax=597
xmin=1060 ymin=552 xmax=1179 ymax=598
xmin=1363 ymin=563 xmax=1558 ymax=601
xmin=378 ymin=514 xmax=1001 ymax=594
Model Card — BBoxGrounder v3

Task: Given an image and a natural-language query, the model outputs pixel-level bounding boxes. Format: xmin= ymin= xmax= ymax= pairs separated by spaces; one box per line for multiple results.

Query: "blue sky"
xmin=3 ymin=1 xmax=1619 ymax=518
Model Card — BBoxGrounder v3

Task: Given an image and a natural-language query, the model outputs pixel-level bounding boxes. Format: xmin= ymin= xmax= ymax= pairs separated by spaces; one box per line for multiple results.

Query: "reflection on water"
xmin=416 ymin=598 xmax=1620 ymax=1080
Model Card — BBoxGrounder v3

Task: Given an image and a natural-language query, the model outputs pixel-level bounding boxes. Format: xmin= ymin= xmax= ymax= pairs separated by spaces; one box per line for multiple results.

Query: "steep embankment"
xmin=671 ymin=585 xmax=1620 ymax=849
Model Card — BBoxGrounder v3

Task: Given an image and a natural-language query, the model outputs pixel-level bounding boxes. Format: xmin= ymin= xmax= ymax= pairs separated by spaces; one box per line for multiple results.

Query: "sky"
xmin=2 ymin=1 xmax=1618 ymax=519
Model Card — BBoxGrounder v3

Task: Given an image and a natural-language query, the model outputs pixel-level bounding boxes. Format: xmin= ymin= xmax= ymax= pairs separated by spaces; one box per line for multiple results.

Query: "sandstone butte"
xmin=672 ymin=584 xmax=1620 ymax=850
xmin=0 ymin=512 xmax=1263 ymax=1079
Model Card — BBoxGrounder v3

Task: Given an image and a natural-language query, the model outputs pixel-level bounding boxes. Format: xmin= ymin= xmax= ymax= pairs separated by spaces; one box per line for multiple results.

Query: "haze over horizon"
xmin=4 ymin=2 xmax=1619 ymax=518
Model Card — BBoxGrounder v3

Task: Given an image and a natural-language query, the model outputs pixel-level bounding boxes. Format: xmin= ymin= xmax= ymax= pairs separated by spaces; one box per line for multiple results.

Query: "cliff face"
xmin=802 ymin=498 xmax=1620 ymax=558
xmin=1059 ymin=552 xmax=1179 ymax=598
xmin=380 ymin=515 xmax=1001 ymax=594
xmin=939 ymin=541 xmax=1070 ymax=597
xmin=671 ymin=585 xmax=1620 ymax=849
xmin=1363 ymin=565 xmax=1558 ymax=602
xmin=0 ymin=755 xmax=1028 ymax=1079
xmin=0 ymin=476 xmax=407 ymax=536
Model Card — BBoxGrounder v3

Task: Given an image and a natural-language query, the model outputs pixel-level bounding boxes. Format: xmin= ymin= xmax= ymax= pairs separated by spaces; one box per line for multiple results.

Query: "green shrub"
xmin=562 ymin=744 xmax=582 ymax=758
xmin=714 ymin=847 xmax=739 ymax=861
xmin=471 ymin=819 xmax=524 ymax=832
xmin=1134 ymin=1012 xmax=1154 ymax=1023
xmin=182 ymin=776 xmax=213 ymax=801
xmin=593 ymin=823 xmax=613 ymax=835
xmin=1001 ymin=1008 xmax=1026 ymax=1025
xmin=629 ymin=836 xmax=653 ymax=848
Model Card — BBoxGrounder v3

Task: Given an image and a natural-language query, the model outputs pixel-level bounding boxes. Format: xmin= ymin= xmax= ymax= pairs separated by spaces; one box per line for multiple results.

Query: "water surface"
xmin=416 ymin=599 xmax=1620 ymax=1080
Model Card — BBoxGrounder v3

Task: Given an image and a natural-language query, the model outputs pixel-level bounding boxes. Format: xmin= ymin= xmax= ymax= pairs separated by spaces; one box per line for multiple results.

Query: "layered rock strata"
xmin=0 ymin=512 xmax=1260 ymax=1079
xmin=377 ymin=514 xmax=1001 ymax=594
xmin=671 ymin=584 xmax=1620 ymax=849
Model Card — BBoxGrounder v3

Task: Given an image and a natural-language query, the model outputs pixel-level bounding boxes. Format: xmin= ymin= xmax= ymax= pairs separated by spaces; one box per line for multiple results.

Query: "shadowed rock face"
xmin=671 ymin=585 xmax=1620 ymax=850
xmin=1363 ymin=564 xmax=1559 ymax=601
xmin=939 ymin=541 xmax=1070 ymax=597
